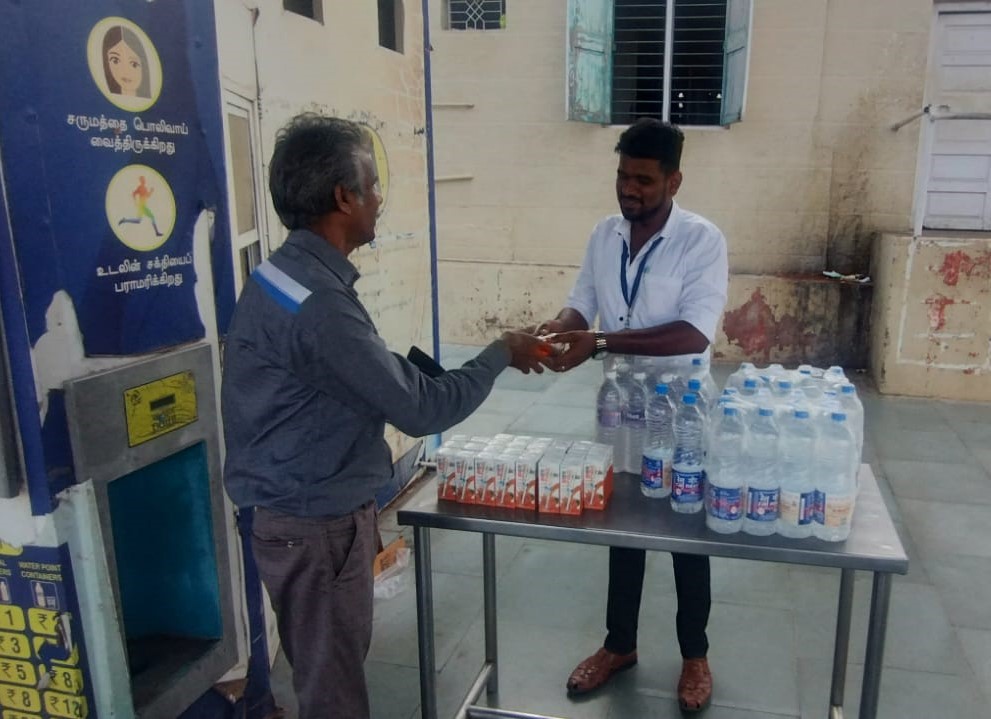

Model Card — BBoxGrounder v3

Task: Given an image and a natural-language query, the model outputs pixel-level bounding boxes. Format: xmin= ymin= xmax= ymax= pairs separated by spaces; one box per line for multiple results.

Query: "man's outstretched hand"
xmin=500 ymin=331 xmax=558 ymax=374
xmin=540 ymin=330 xmax=596 ymax=372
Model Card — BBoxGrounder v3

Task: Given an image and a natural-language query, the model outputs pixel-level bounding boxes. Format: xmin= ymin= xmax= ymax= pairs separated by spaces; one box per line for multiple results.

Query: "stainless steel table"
xmin=397 ymin=465 xmax=908 ymax=719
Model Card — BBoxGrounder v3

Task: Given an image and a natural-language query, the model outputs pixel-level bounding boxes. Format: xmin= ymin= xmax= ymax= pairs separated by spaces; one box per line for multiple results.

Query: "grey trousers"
xmin=252 ymin=501 xmax=378 ymax=719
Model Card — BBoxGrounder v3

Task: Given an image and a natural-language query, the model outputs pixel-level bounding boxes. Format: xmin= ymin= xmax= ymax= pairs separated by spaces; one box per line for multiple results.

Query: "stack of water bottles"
xmin=595 ymin=358 xmax=864 ymax=542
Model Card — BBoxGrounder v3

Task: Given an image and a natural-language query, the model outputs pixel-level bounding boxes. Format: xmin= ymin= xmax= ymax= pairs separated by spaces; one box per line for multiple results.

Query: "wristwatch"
xmin=591 ymin=331 xmax=608 ymax=360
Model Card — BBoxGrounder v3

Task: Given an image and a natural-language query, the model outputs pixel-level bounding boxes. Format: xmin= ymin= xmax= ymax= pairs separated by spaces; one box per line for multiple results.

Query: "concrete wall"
xmin=871 ymin=232 xmax=991 ymax=400
xmin=216 ymin=0 xmax=434 ymax=455
xmin=428 ymin=0 xmax=932 ymax=366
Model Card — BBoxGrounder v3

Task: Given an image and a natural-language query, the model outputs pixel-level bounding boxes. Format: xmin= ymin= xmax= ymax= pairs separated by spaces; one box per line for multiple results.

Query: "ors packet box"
xmin=436 ymin=434 xmax=613 ymax=514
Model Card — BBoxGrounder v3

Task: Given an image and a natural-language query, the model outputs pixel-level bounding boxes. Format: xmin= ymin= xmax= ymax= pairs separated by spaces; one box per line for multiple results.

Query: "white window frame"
xmin=221 ymin=91 xmax=269 ymax=296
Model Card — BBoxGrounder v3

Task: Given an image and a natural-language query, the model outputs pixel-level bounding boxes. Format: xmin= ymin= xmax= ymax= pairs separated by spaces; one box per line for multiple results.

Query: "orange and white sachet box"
xmin=515 ymin=452 xmax=541 ymax=510
xmin=457 ymin=449 xmax=479 ymax=504
xmin=559 ymin=452 xmax=586 ymax=515
xmin=476 ymin=452 xmax=501 ymax=506
xmin=538 ymin=450 xmax=565 ymax=513
xmin=583 ymin=445 xmax=614 ymax=510
xmin=495 ymin=451 xmax=518 ymax=508
xmin=436 ymin=447 xmax=460 ymax=501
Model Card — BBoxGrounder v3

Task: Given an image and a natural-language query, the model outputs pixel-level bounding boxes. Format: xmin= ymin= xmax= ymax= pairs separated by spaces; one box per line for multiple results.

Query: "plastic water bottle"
xmin=771 ymin=379 xmax=793 ymax=403
xmin=740 ymin=377 xmax=759 ymax=397
xmin=726 ymin=362 xmax=756 ymax=391
xmin=690 ymin=356 xmax=719 ymax=400
xmin=641 ymin=383 xmax=674 ymax=498
xmin=705 ymin=406 xmax=746 ymax=533
xmin=838 ymin=384 xmax=864 ymax=456
xmin=671 ymin=394 xmax=705 ymax=513
xmin=744 ymin=407 xmax=780 ymax=535
xmin=622 ymin=372 xmax=649 ymax=474
xmin=686 ymin=378 xmax=710 ymax=416
xmin=777 ymin=409 xmax=817 ymax=538
xmin=824 ymin=366 xmax=847 ymax=389
xmin=814 ymin=412 xmax=858 ymax=542
xmin=663 ymin=372 xmax=687 ymax=404
xmin=596 ymin=370 xmax=623 ymax=450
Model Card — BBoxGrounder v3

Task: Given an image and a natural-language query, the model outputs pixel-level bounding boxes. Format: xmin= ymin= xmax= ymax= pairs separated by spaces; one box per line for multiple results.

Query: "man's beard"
xmin=619 ymin=199 xmax=664 ymax=224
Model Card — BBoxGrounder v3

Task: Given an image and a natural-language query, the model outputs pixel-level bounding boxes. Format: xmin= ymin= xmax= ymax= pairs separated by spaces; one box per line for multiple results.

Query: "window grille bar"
xmin=662 ymin=0 xmax=675 ymax=122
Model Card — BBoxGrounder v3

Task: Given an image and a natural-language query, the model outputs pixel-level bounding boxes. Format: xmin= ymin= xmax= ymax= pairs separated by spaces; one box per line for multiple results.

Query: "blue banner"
xmin=0 ymin=0 xmax=234 ymax=356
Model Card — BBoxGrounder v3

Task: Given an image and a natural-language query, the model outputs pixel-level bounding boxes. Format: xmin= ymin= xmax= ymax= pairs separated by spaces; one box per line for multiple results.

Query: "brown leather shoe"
xmin=566 ymin=647 xmax=638 ymax=696
xmin=677 ymin=657 xmax=712 ymax=712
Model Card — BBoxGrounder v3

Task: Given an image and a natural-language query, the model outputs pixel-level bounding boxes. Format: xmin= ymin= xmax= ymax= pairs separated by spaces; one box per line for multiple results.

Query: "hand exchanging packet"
xmin=534 ymin=330 xmax=599 ymax=372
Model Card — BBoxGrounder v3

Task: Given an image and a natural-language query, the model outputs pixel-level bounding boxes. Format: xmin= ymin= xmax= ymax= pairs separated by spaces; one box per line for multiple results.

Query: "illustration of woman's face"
xmin=106 ymin=39 xmax=143 ymax=96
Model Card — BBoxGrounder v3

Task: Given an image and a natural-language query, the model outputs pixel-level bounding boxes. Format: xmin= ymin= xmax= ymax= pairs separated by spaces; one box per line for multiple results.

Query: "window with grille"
xmin=567 ymin=0 xmax=750 ymax=127
xmin=613 ymin=0 xmax=726 ymax=126
xmin=446 ymin=0 xmax=506 ymax=31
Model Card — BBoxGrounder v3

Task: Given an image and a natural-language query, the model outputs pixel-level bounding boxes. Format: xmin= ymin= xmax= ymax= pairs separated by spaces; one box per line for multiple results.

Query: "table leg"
xmin=483 ymin=532 xmax=498 ymax=696
xmin=828 ymin=568 xmax=855 ymax=718
xmin=414 ymin=526 xmax=437 ymax=719
xmin=858 ymin=572 xmax=892 ymax=719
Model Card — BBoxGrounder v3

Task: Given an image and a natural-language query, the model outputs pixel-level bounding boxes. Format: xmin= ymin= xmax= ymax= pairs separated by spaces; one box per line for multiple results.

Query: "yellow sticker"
xmin=2 ymin=709 xmax=42 ymax=719
xmin=43 ymin=667 xmax=83 ymax=696
xmin=25 ymin=612 xmax=57 ymax=639
xmin=0 ymin=661 xmax=34 ymax=688
xmin=0 ymin=545 xmax=22 ymax=558
xmin=0 ymin=634 xmax=29 ymax=660
xmin=31 ymin=640 xmax=77 ymax=668
xmin=0 ymin=685 xmax=40 ymax=713
xmin=43 ymin=691 xmax=87 ymax=719
xmin=0 ymin=610 xmax=24 ymax=633
xmin=123 ymin=370 xmax=198 ymax=447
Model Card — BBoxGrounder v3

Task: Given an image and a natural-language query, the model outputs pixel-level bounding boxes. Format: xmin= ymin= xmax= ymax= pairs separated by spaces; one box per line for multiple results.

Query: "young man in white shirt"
xmin=539 ymin=118 xmax=728 ymax=712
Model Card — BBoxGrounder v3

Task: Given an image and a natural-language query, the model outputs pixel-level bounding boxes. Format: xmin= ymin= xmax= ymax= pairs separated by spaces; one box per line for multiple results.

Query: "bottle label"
xmin=779 ymin=490 xmax=815 ymax=526
xmin=823 ymin=495 xmax=854 ymax=528
xmin=707 ymin=485 xmax=742 ymax=520
xmin=746 ymin=488 xmax=779 ymax=522
xmin=597 ymin=408 xmax=622 ymax=428
xmin=641 ymin=456 xmax=671 ymax=491
xmin=813 ymin=490 xmax=825 ymax=524
xmin=623 ymin=408 xmax=646 ymax=423
xmin=672 ymin=468 xmax=703 ymax=503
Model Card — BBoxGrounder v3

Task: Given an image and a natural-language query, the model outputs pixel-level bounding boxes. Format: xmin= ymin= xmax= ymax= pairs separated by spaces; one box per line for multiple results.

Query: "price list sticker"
xmin=0 ymin=546 xmax=94 ymax=719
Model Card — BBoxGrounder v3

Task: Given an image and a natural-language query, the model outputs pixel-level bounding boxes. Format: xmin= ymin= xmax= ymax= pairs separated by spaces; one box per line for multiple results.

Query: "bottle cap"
xmin=831 ymin=412 xmax=847 ymax=422
xmin=655 ymin=383 xmax=669 ymax=395
xmin=682 ymin=394 xmax=697 ymax=405
xmin=758 ymin=407 xmax=774 ymax=417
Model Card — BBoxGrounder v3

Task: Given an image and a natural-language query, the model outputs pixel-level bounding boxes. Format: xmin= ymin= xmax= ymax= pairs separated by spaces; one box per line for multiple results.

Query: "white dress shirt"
xmin=565 ymin=202 xmax=728 ymax=349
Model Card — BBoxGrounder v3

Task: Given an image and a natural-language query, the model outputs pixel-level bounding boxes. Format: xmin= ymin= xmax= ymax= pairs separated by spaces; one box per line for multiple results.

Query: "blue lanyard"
xmin=620 ymin=238 xmax=661 ymax=325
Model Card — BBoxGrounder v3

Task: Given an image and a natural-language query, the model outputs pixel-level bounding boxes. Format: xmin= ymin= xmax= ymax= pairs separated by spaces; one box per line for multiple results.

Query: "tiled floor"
xmin=271 ymin=346 xmax=991 ymax=718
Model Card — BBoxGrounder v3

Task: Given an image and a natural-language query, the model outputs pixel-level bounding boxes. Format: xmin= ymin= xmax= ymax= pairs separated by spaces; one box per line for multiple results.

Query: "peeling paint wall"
xmin=428 ymin=0 xmax=929 ymax=362
xmin=871 ymin=233 xmax=991 ymax=400
xmin=716 ymin=277 xmax=871 ymax=367
xmin=216 ymin=1 xmax=433 ymax=456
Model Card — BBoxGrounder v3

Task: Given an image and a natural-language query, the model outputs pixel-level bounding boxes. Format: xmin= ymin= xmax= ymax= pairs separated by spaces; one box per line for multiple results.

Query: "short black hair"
xmin=268 ymin=113 xmax=371 ymax=230
xmin=615 ymin=118 xmax=684 ymax=174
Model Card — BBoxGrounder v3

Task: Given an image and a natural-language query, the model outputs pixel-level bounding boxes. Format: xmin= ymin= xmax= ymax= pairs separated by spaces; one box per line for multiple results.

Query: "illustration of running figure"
xmin=118 ymin=175 xmax=163 ymax=236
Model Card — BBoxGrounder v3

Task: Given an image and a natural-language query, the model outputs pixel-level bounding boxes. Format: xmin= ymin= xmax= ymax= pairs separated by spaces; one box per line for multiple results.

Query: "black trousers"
xmin=604 ymin=547 xmax=710 ymax=659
